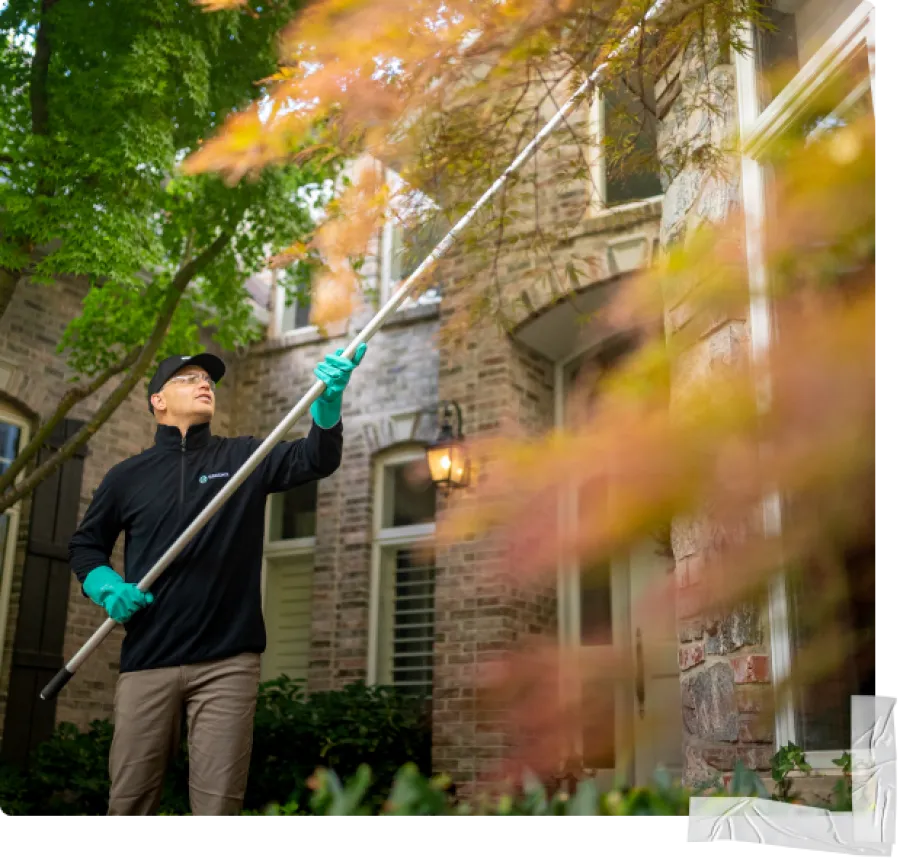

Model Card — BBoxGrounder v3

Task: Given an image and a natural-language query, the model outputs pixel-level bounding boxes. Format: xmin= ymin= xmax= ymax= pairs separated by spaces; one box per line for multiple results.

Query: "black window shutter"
xmin=1 ymin=419 xmax=86 ymax=767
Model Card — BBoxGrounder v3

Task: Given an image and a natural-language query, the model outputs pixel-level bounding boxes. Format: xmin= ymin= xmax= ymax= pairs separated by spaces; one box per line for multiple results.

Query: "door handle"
xmin=635 ymin=627 xmax=645 ymax=719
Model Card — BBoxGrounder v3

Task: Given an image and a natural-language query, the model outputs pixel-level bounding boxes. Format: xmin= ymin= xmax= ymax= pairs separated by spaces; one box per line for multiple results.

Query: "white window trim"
xmin=742 ymin=2 xmax=874 ymax=159
xmin=554 ymin=339 xmax=619 ymax=650
xmin=366 ymin=445 xmax=436 ymax=687
xmin=378 ymin=160 xmax=443 ymax=311
xmin=270 ymin=268 xmax=317 ymax=338
xmin=585 ymin=89 xmax=665 ymax=220
xmin=379 ymin=217 xmax=400 ymax=308
xmin=380 ymin=215 xmax=445 ymax=310
xmin=0 ymin=405 xmax=30 ymax=684
xmin=733 ymin=2 xmax=875 ymax=762
xmin=261 ymin=494 xmax=316 ymax=617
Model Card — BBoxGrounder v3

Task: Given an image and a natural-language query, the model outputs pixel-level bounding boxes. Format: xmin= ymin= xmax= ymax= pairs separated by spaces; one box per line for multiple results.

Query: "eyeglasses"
xmin=164 ymin=372 xmax=216 ymax=391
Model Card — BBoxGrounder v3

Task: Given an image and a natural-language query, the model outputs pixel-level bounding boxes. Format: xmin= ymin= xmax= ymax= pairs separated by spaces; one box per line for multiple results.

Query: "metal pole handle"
xmin=41 ymin=9 xmax=667 ymax=699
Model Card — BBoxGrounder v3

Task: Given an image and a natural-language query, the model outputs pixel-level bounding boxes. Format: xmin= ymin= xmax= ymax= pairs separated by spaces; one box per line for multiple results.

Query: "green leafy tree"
xmin=0 ymin=0 xmax=334 ymax=511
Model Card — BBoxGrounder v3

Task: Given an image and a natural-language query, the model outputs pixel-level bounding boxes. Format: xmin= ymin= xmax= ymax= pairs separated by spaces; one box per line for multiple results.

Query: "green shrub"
xmin=0 ymin=720 xmax=114 ymax=815
xmin=251 ymin=763 xmax=710 ymax=816
xmin=0 ymin=678 xmax=430 ymax=815
xmin=0 ymin=698 xmax=858 ymax=818
xmin=244 ymin=677 xmax=431 ymax=811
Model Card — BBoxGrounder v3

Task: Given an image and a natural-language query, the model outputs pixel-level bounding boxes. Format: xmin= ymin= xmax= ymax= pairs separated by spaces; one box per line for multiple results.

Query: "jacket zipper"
xmin=180 ymin=435 xmax=186 ymax=506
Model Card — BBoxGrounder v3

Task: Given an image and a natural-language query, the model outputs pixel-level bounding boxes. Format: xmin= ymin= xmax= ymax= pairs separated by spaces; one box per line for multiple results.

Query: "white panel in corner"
xmin=606 ymin=236 xmax=651 ymax=276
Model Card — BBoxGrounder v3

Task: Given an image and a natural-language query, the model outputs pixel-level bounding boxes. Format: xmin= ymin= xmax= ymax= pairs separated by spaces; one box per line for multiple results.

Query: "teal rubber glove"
xmin=83 ymin=566 xmax=154 ymax=624
xmin=310 ymin=343 xmax=367 ymax=430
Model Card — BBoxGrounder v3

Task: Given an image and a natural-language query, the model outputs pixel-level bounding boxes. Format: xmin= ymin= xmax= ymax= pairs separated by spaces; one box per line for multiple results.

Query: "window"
xmin=735 ymin=0 xmax=874 ymax=765
xmin=261 ymin=481 xmax=318 ymax=683
xmin=368 ymin=448 xmax=437 ymax=698
xmin=268 ymin=480 xmax=317 ymax=541
xmin=588 ymin=74 xmax=663 ymax=215
xmin=787 ymin=537 xmax=874 ymax=752
xmin=280 ymin=293 xmax=312 ymax=334
xmin=379 ymin=166 xmax=443 ymax=308
xmin=0 ymin=406 xmax=29 ymax=681
xmin=271 ymin=269 xmax=314 ymax=336
xmin=755 ymin=0 xmax=867 ymax=112
xmin=766 ymin=60 xmax=877 ymax=758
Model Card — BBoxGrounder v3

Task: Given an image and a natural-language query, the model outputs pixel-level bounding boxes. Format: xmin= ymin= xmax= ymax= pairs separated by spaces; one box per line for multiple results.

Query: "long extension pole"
xmin=41 ymin=9 xmax=666 ymax=700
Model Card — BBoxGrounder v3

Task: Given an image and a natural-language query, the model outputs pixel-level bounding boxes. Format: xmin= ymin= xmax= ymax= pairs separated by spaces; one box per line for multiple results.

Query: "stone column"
xmin=657 ymin=38 xmax=776 ymax=787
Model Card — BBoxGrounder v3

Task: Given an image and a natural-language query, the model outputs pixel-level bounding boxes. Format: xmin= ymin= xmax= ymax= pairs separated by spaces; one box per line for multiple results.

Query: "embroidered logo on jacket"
xmin=199 ymin=472 xmax=230 ymax=484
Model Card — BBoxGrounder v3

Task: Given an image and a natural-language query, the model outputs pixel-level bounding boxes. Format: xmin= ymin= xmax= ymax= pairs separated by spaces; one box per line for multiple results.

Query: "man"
xmin=68 ymin=344 xmax=366 ymax=815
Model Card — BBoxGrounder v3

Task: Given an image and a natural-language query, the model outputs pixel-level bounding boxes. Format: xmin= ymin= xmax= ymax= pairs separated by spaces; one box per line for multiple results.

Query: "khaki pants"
xmin=108 ymin=652 xmax=260 ymax=816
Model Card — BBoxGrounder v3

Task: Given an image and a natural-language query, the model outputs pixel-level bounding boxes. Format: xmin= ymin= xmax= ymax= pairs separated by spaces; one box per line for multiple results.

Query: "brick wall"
xmin=431 ymin=313 xmax=558 ymax=789
xmin=230 ymin=252 xmax=442 ymax=691
xmin=0 ymin=273 xmax=236 ymax=739
xmin=0 ymin=275 xmax=154 ymax=735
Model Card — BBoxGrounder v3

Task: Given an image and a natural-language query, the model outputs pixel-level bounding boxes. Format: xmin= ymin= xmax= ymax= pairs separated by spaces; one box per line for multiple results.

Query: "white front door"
xmin=559 ymin=344 xmax=682 ymax=788
xmin=627 ymin=538 xmax=682 ymax=784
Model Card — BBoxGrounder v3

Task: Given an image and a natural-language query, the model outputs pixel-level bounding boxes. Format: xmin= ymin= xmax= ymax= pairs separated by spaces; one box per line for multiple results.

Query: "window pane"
xmin=282 ymin=294 xmax=311 ymax=333
xmin=581 ymin=558 xmax=613 ymax=646
xmin=382 ymin=460 xmax=435 ymax=528
xmin=755 ymin=2 xmax=800 ymax=112
xmin=789 ymin=539 xmax=874 ymax=751
xmin=765 ymin=41 xmax=874 ymax=753
xmin=391 ymin=216 xmax=444 ymax=293
xmin=603 ymin=76 xmax=662 ymax=206
xmin=379 ymin=545 xmax=436 ymax=697
xmin=261 ymin=554 xmax=314 ymax=682
xmin=269 ymin=481 xmax=317 ymax=540
xmin=0 ymin=422 xmax=21 ymax=474
xmin=756 ymin=0 xmax=866 ymax=111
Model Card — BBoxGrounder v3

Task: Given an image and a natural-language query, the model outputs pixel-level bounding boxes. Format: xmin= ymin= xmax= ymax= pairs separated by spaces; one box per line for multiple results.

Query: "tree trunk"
xmin=0 ymin=268 xmax=21 ymax=325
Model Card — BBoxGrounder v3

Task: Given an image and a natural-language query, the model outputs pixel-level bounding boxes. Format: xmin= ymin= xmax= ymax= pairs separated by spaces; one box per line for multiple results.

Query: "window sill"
xmin=264 ymin=537 xmax=316 ymax=556
xmin=581 ymin=195 xmax=664 ymax=235
xmin=378 ymin=295 xmax=441 ymax=329
xmin=253 ymin=323 xmax=344 ymax=356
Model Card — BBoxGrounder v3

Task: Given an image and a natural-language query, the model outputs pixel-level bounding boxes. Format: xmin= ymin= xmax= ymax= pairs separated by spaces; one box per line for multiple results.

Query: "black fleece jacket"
xmin=68 ymin=420 xmax=342 ymax=673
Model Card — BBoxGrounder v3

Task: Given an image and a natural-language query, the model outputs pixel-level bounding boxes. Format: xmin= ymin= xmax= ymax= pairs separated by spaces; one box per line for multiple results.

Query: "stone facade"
xmin=656 ymin=37 xmax=775 ymax=786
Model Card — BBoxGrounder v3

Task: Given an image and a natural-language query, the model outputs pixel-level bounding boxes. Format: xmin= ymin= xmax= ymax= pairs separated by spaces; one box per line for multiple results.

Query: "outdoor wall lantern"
xmin=426 ymin=400 xmax=470 ymax=493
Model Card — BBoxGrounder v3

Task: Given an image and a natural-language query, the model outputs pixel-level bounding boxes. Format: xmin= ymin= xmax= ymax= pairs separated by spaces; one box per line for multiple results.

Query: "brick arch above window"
xmin=498 ymin=204 xmax=662 ymax=339
xmin=0 ymin=377 xmax=43 ymax=430
xmin=510 ymin=272 xmax=647 ymax=364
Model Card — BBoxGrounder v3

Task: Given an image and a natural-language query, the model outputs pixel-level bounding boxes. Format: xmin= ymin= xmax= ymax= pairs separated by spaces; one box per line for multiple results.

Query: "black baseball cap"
xmin=147 ymin=353 xmax=226 ymax=414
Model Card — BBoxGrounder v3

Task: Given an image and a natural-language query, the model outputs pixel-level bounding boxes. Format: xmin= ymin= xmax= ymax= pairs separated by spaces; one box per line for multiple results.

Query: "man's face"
xmin=151 ymin=364 xmax=216 ymax=423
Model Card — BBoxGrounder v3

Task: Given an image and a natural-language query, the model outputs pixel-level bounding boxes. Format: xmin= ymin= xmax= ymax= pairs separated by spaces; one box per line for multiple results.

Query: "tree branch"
xmin=0 ymin=346 xmax=141 ymax=495
xmin=0 ymin=226 xmax=235 ymax=514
